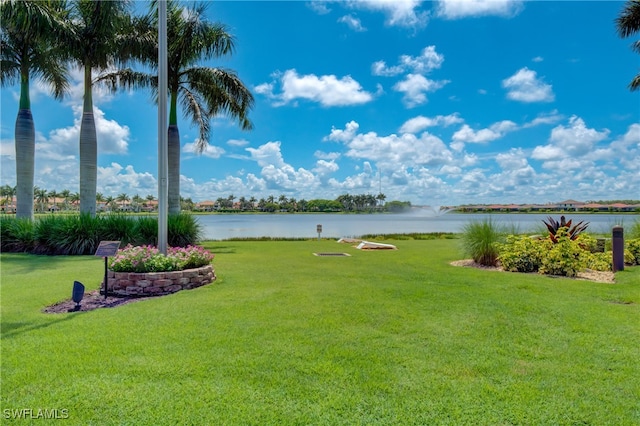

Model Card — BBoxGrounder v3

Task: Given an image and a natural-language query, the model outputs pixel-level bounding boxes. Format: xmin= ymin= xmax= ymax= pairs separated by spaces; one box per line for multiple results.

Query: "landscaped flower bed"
xmin=104 ymin=265 xmax=215 ymax=297
xmin=105 ymin=244 xmax=216 ymax=296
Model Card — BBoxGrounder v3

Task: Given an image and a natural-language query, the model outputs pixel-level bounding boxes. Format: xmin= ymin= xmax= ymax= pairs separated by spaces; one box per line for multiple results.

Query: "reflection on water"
xmin=196 ymin=212 xmax=637 ymax=240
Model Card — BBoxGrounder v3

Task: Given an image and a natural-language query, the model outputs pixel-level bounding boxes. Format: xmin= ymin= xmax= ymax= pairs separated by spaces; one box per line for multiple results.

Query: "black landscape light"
xmin=69 ymin=281 xmax=85 ymax=312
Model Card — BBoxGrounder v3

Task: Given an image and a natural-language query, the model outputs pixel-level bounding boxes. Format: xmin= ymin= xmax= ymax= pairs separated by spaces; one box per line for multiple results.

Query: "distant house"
xmin=557 ymin=199 xmax=584 ymax=211
xmin=195 ymin=200 xmax=215 ymax=212
xmin=608 ymin=203 xmax=638 ymax=212
xmin=580 ymin=203 xmax=608 ymax=212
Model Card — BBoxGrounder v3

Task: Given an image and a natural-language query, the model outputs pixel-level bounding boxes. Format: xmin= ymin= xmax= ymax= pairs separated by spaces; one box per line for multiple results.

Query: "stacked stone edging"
xmin=104 ymin=265 xmax=215 ymax=297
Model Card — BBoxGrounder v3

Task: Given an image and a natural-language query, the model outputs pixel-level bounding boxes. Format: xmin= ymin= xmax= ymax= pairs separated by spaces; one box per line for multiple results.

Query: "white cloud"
xmin=327 ymin=121 xmax=455 ymax=170
xmin=372 ymin=46 xmax=444 ymax=76
xmin=98 ymin=163 xmax=157 ymax=197
xmin=532 ymin=116 xmax=610 ymax=166
xmin=227 ymin=139 xmax=250 ymax=147
xmin=452 ymin=120 xmax=517 ymax=144
xmin=495 ymin=148 xmax=530 ymax=171
xmin=182 ymin=141 xmax=226 ymax=159
xmin=522 ymin=110 xmax=564 ymax=128
xmin=399 ymin=113 xmax=463 ymax=133
xmin=314 ymin=150 xmax=341 ymax=161
xmin=347 ymin=0 xmax=428 ymax=29
xmin=313 ymin=159 xmax=340 ymax=176
xmin=256 ymin=69 xmax=374 ymax=107
xmin=502 ymin=67 xmax=555 ymax=103
xmin=325 ymin=120 xmax=360 ymax=143
xmin=437 ymin=0 xmax=524 ymax=19
xmin=254 ymin=83 xmax=274 ymax=96
xmin=548 ymin=116 xmax=609 ymax=156
xmin=532 ymin=56 xmax=544 ymax=62
xmin=393 ymin=74 xmax=450 ymax=107
xmin=244 ymin=141 xmax=319 ymax=192
xmin=246 ymin=141 xmax=287 ymax=168
xmin=338 ymin=14 xmax=366 ymax=31
xmin=531 ymin=145 xmax=564 ymax=161
xmin=308 ymin=1 xmax=331 ymax=15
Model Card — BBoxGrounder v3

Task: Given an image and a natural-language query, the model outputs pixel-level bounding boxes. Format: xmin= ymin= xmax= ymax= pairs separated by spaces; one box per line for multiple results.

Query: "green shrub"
xmin=0 ymin=214 xmax=201 ymax=255
xmin=40 ymin=214 xmax=101 ymax=255
xmin=168 ymin=213 xmax=202 ymax=247
xmin=627 ymin=239 xmax=640 ymax=265
xmin=539 ymin=228 xmax=585 ymax=277
xmin=583 ymin=251 xmax=611 ymax=272
xmin=99 ymin=214 xmax=137 ymax=247
xmin=0 ymin=216 xmax=34 ymax=252
xmin=498 ymin=235 xmax=549 ymax=273
xmin=624 ymin=249 xmax=635 ymax=266
xmin=133 ymin=216 xmax=158 ymax=246
xmin=461 ymin=218 xmax=504 ymax=266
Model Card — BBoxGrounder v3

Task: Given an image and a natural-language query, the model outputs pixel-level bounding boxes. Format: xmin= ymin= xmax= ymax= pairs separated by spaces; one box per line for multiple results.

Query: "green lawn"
xmin=1 ymin=239 xmax=639 ymax=425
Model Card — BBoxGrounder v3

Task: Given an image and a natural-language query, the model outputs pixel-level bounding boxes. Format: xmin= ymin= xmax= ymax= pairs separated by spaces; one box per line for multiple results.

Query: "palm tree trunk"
xmin=168 ymin=124 xmax=181 ymax=214
xmin=79 ymin=64 xmax=97 ymax=216
xmin=15 ymin=109 xmax=35 ymax=219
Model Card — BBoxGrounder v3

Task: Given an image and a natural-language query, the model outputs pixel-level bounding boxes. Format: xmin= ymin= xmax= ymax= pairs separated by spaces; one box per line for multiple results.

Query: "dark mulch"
xmin=43 ymin=290 xmax=159 ymax=314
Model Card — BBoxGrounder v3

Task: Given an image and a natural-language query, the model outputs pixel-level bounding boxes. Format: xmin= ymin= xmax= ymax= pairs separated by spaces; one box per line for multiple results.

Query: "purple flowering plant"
xmin=108 ymin=244 xmax=214 ymax=273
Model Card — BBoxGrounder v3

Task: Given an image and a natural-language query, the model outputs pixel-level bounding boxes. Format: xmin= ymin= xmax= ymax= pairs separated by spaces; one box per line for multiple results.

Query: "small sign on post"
xmin=317 ymin=224 xmax=322 ymax=241
xmin=95 ymin=241 xmax=120 ymax=299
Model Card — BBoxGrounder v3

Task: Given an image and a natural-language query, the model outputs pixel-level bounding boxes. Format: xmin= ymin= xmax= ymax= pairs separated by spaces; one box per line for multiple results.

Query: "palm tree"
xmin=116 ymin=192 xmax=130 ymax=211
xmin=104 ymin=195 xmax=115 ymax=212
xmin=48 ymin=189 xmax=59 ymax=212
xmin=69 ymin=191 xmax=80 ymax=210
xmin=131 ymin=194 xmax=144 ymax=212
xmin=0 ymin=0 xmax=70 ymax=219
xmin=96 ymin=192 xmax=105 ymax=213
xmin=101 ymin=1 xmax=253 ymax=214
xmin=1 ymin=185 xmax=16 ymax=208
xmin=34 ymin=186 xmax=49 ymax=212
xmin=64 ymin=0 xmax=134 ymax=216
xmin=616 ymin=0 xmax=640 ymax=90
xmin=60 ymin=188 xmax=71 ymax=211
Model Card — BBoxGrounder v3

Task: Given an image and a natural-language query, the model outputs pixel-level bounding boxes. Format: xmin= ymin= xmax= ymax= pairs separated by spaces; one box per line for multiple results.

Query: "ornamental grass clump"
xmin=461 ymin=218 xmax=505 ymax=266
xmin=109 ymin=244 xmax=214 ymax=273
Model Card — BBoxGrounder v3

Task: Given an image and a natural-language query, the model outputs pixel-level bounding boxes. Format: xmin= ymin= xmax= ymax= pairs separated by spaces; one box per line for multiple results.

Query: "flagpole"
xmin=157 ymin=0 xmax=168 ymax=254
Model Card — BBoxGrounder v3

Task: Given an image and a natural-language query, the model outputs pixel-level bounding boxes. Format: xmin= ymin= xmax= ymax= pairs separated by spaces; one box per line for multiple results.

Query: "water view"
xmin=197 ymin=212 xmax=638 ymax=240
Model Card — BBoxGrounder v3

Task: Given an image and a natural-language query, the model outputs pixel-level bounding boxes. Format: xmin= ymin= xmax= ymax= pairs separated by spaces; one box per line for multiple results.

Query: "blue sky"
xmin=1 ymin=0 xmax=639 ymax=206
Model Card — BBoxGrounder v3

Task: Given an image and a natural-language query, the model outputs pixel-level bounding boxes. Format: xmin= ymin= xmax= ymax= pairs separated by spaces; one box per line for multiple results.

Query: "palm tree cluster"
xmin=0 ymin=184 xmax=157 ymax=213
xmin=616 ymin=0 xmax=640 ymax=90
xmin=1 ymin=0 xmax=253 ymax=219
xmin=206 ymin=192 xmax=388 ymax=213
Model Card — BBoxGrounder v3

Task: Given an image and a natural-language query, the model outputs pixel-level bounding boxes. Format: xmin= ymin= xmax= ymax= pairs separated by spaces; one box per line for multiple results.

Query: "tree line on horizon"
xmin=0 ymin=184 xmax=414 ymax=214
xmin=1 ymin=0 xmax=253 ymax=220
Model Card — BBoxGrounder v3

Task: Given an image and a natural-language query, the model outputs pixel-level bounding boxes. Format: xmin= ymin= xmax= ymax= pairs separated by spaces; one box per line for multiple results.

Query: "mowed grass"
xmin=1 ymin=239 xmax=639 ymax=425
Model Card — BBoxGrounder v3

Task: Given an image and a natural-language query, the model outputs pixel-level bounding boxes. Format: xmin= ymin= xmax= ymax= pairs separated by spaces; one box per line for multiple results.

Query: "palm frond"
xmin=178 ymin=85 xmax=211 ymax=152
xmin=630 ymin=73 xmax=640 ymax=91
xmin=616 ymin=0 xmax=640 ymax=38
xmin=184 ymin=67 xmax=254 ymax=131
xmin=95 ymin=69 xmax=153 ymax=94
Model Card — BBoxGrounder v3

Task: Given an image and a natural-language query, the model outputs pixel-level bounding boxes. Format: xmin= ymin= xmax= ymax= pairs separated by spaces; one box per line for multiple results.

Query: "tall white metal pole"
xmin=158 ymin=0 xmax=168 ymax=254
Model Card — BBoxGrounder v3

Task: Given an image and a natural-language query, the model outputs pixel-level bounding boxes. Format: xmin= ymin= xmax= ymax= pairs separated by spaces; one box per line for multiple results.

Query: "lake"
xmin=195 ymin=212 xmax=638 ymax=240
